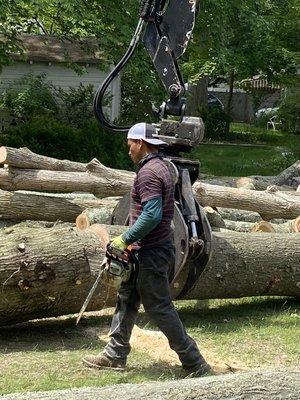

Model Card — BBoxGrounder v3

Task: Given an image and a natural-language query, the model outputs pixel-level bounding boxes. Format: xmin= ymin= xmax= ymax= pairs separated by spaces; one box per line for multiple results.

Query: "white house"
xmin=0 ymin=35 xmax=121 ymax=131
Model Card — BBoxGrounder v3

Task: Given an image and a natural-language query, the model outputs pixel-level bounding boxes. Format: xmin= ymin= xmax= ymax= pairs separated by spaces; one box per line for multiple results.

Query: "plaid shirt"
xmin=130 ymin=155 xmax=175 ymax=248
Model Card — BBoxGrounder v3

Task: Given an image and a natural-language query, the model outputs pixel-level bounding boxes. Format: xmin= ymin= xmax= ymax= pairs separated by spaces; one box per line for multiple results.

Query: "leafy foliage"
xmin=277 ymin=87 xmax=300 ymax=134
xmin=0 ymin=73 xmax=58 ymax=122
xmin=199 ymin=106 xmax=232 ymax=141
xmin=184 ymin=0 xmax=299 ymax=84
xmin=0 ymin=74 xmax=133 ymax=169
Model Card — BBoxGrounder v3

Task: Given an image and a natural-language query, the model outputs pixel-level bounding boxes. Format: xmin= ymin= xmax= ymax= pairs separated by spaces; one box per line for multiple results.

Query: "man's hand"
xmin=110 ymin=235 xmax=127 ymax=250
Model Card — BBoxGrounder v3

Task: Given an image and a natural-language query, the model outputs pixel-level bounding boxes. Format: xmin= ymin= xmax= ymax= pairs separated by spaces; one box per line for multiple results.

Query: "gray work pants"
xmin=104 ymin=242 xmax=206 ymax=370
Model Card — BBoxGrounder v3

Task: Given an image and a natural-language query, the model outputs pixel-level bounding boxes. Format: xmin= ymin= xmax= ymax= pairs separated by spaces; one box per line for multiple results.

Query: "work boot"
xmin=182 ymin=362 xmax=213 ymax=378
xmin=82 ymin=352 xmax=126 ymax=371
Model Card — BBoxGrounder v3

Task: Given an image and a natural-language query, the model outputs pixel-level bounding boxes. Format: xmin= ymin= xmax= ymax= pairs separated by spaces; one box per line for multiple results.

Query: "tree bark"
xmin=0 ymin=189 xmax=119 ymax=222
xmin=194 ymin=182 xmax=300 ymax=220
xmin=0 ymin=167 xmax=132 ymax=196
xmin=226 ymin=69 xmax=235 ymax=119
xmin=0 ymin=223 xmax=299 ymax=326
xmin=274 ymin=160 xmax=300 ymax=185
xmin=202 ymin=160 xmax=300 ymax=190
xmin=1 ymin=167 xmax=299 ymax=219
xmin=216 ymin=207 xmax=262 ymax=222
xmin=0 ymin=146 xmax=87 ymax=171
xmin=186 ymin=76 xmax=209 ymax=115
xmin=76 ymin=207 xmax=117 ymax=230
xmin=291 ymin=177 xmax=300 ymax=188
xmin=1 ymin=370 xmax=299 ymax=400
xmin=251 ymin=217 xmax=300 ymax=233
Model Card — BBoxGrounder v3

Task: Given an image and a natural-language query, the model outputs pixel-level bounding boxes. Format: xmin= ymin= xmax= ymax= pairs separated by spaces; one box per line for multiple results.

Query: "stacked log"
xmin=0 ymin=146 xmax=299 ymax=326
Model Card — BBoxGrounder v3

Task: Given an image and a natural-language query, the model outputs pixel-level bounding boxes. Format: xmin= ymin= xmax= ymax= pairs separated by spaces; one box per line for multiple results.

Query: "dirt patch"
xmin=98 ymin=325 xmax=245 ymax=374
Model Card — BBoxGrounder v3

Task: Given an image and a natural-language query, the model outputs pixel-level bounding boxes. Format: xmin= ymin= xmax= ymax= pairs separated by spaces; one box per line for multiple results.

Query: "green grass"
xmin=0 ymin=297 xmax=299 ymax=395
xmin=189 ymin=123 xmax=300 ymax=176
xmin=229 ymin=123 xmax=300 ymax=148
xmin=191 ymin=143 xmax=297 ymax=176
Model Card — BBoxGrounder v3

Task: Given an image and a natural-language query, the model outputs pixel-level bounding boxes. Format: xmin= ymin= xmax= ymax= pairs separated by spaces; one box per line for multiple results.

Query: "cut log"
xmin=222 ymin=219 xmax=255 ymax=232
xmin=194 ymin=182 xmax=300 ymax=220
xmin=0 ymin=189 xmax=119 ymax=222
xmin=216 ymin=208 xmax=261 ymax=223
xmin=204 ymin=207 xmax=260 ymax=232
xmin=251 ymin=221 xmax=275 ymax=233
xmin=1 ymin=370 xmax=299 ymax=400
xmin=251 ymin=217 xmax=300 ymax=233
xmin=0 ymin=167 xmax=133 ymax=196
xmin=291 ymin=177 xmax=300 ymax=188
xmin=0 ymin=223 xmax=299 ymax=326
xmin=1 ymin=166 xmax=300 ymax=220
xmin=274 ymin=160 xmax=300 ymax=185
xmin=76 ymin=207 xmax=116 ymax=230
xmin=238 ymin=160 xmax=300 ymax=189
xmin=203 ymin=206 xmax=226 ymax=228
xmin=0 ymin=146 xmax=86 ymax=171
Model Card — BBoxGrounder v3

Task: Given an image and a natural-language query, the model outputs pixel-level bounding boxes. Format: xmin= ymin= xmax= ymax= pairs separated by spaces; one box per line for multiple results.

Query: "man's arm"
xmin=122 ymin=197 xmax=162 ymax=245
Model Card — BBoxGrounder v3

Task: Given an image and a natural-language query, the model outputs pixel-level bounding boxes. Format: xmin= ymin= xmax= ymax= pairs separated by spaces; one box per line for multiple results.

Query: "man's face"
xmin=127 ymin=139 xmax=144 ymax=165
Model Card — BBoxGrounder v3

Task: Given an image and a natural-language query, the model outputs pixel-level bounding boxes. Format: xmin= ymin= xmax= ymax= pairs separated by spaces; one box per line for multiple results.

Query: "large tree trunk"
xmin=0 ymin=223 xmax=299 ymax=326
xmin=194 ymin=182 xmax=300 ymax=220
xmin=0 ymin=146 xmax=87 ymax=171
xmin=202 ymin=160 xmax=300 ymax=190
xmin=0 ymin=189 xmax=119 ymax=222
xmin=0 ymin=167 xmax=133 ymax=196
xmin=3 ymin=370 xmax=298 ymax=400
xmin=1 ymin=167 xmax=299 ymax=219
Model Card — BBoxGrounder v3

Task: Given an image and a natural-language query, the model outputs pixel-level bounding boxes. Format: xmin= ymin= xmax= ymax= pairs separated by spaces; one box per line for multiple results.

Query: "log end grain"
xmin=292 ymin=216 xmax=300 ymax=233
xmin=85 ymin=223 xmax=110 ymax=247
xmin=0 ymin=146 xmax=7 ymax=164
xmin=236 ymin=177 xmax=256 ymax=190
xmin=76 ymin=213 xmax=90 ymax=230
xmin=251 ymin=221 xmax=276 ymax=233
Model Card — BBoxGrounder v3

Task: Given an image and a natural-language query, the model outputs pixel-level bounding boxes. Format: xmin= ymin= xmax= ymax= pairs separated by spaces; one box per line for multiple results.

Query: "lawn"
xmin=189 ymin=123 xmax=300 ymax=177
xmin=0 ymin=297 xmax=299 ymax=395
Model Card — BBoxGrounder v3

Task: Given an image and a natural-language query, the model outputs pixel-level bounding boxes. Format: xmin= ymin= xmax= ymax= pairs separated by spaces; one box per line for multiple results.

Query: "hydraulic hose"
xmin=93 ymin=19 xmax=145 ymax=133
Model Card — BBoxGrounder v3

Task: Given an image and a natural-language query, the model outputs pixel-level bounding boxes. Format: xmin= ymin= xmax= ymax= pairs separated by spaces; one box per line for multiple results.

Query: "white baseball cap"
xmin=127 ymin=123 xmax=168 ymax=146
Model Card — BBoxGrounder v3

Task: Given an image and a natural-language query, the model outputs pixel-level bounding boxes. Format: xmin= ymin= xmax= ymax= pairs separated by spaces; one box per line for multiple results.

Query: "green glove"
xmin=110 ymin=235 xmax=127 ymax=250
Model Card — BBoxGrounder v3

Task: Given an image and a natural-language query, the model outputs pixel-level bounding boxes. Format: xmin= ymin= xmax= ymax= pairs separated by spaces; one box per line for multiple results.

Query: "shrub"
xmin=0 ymin=74 xmax=58 ymax=123
xmin=254 ymin=108 xmax=279 ymax=129
xmin=0 ymin=73 xmax=133 ymax=170
xmin=56 ymin=84 xmax=96 ymax=128
xmin=0 ymin=116 xmax=81 ymax=160
xmin=277 ymin=88 xmax=300 ymax=134
xmin=0 ymin=115 xmax=133 ymax=170
xmin=199 ymin=106 xmax=232 ymax=141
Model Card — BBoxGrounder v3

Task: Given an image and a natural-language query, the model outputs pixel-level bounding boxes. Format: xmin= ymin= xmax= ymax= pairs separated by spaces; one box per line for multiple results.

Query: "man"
xmin=83 ymin=122 xmax=211 ymax=376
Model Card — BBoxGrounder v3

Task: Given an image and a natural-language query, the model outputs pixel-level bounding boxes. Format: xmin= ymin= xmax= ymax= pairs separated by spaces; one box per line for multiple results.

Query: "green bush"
xmin=254 ymin=108 xmax=278 ymax=129
xmin=277 ymin=88 xmax=300 ymax=134
xmin=200 ymin=106 xmax=232 ymax=140
xmin=0 ymin=74 xmax=58 ymax=123
xmin=0 ymin=115 xmax=133 ymax=169
xmin=0 ymin=73 xmax=134 ymax=170
xmin=56 ymin=83 xmax=94 ymax=128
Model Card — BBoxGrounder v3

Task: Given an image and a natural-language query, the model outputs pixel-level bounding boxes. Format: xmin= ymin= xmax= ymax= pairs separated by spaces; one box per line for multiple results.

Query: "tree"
xmin=1 ymin=1 xmax=299 ymax=125
xmin=183 ymin=0 xmax=299 ymax=118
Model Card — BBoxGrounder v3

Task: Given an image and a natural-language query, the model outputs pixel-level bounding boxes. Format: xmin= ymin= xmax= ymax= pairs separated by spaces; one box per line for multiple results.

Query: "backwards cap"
xmin=127 ymin=123 xmax=168 ymax=146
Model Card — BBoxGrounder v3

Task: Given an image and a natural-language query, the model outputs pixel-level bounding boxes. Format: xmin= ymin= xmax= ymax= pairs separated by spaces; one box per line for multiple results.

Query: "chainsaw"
xmin=76 ymin=244 xmax=135 ymax=325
